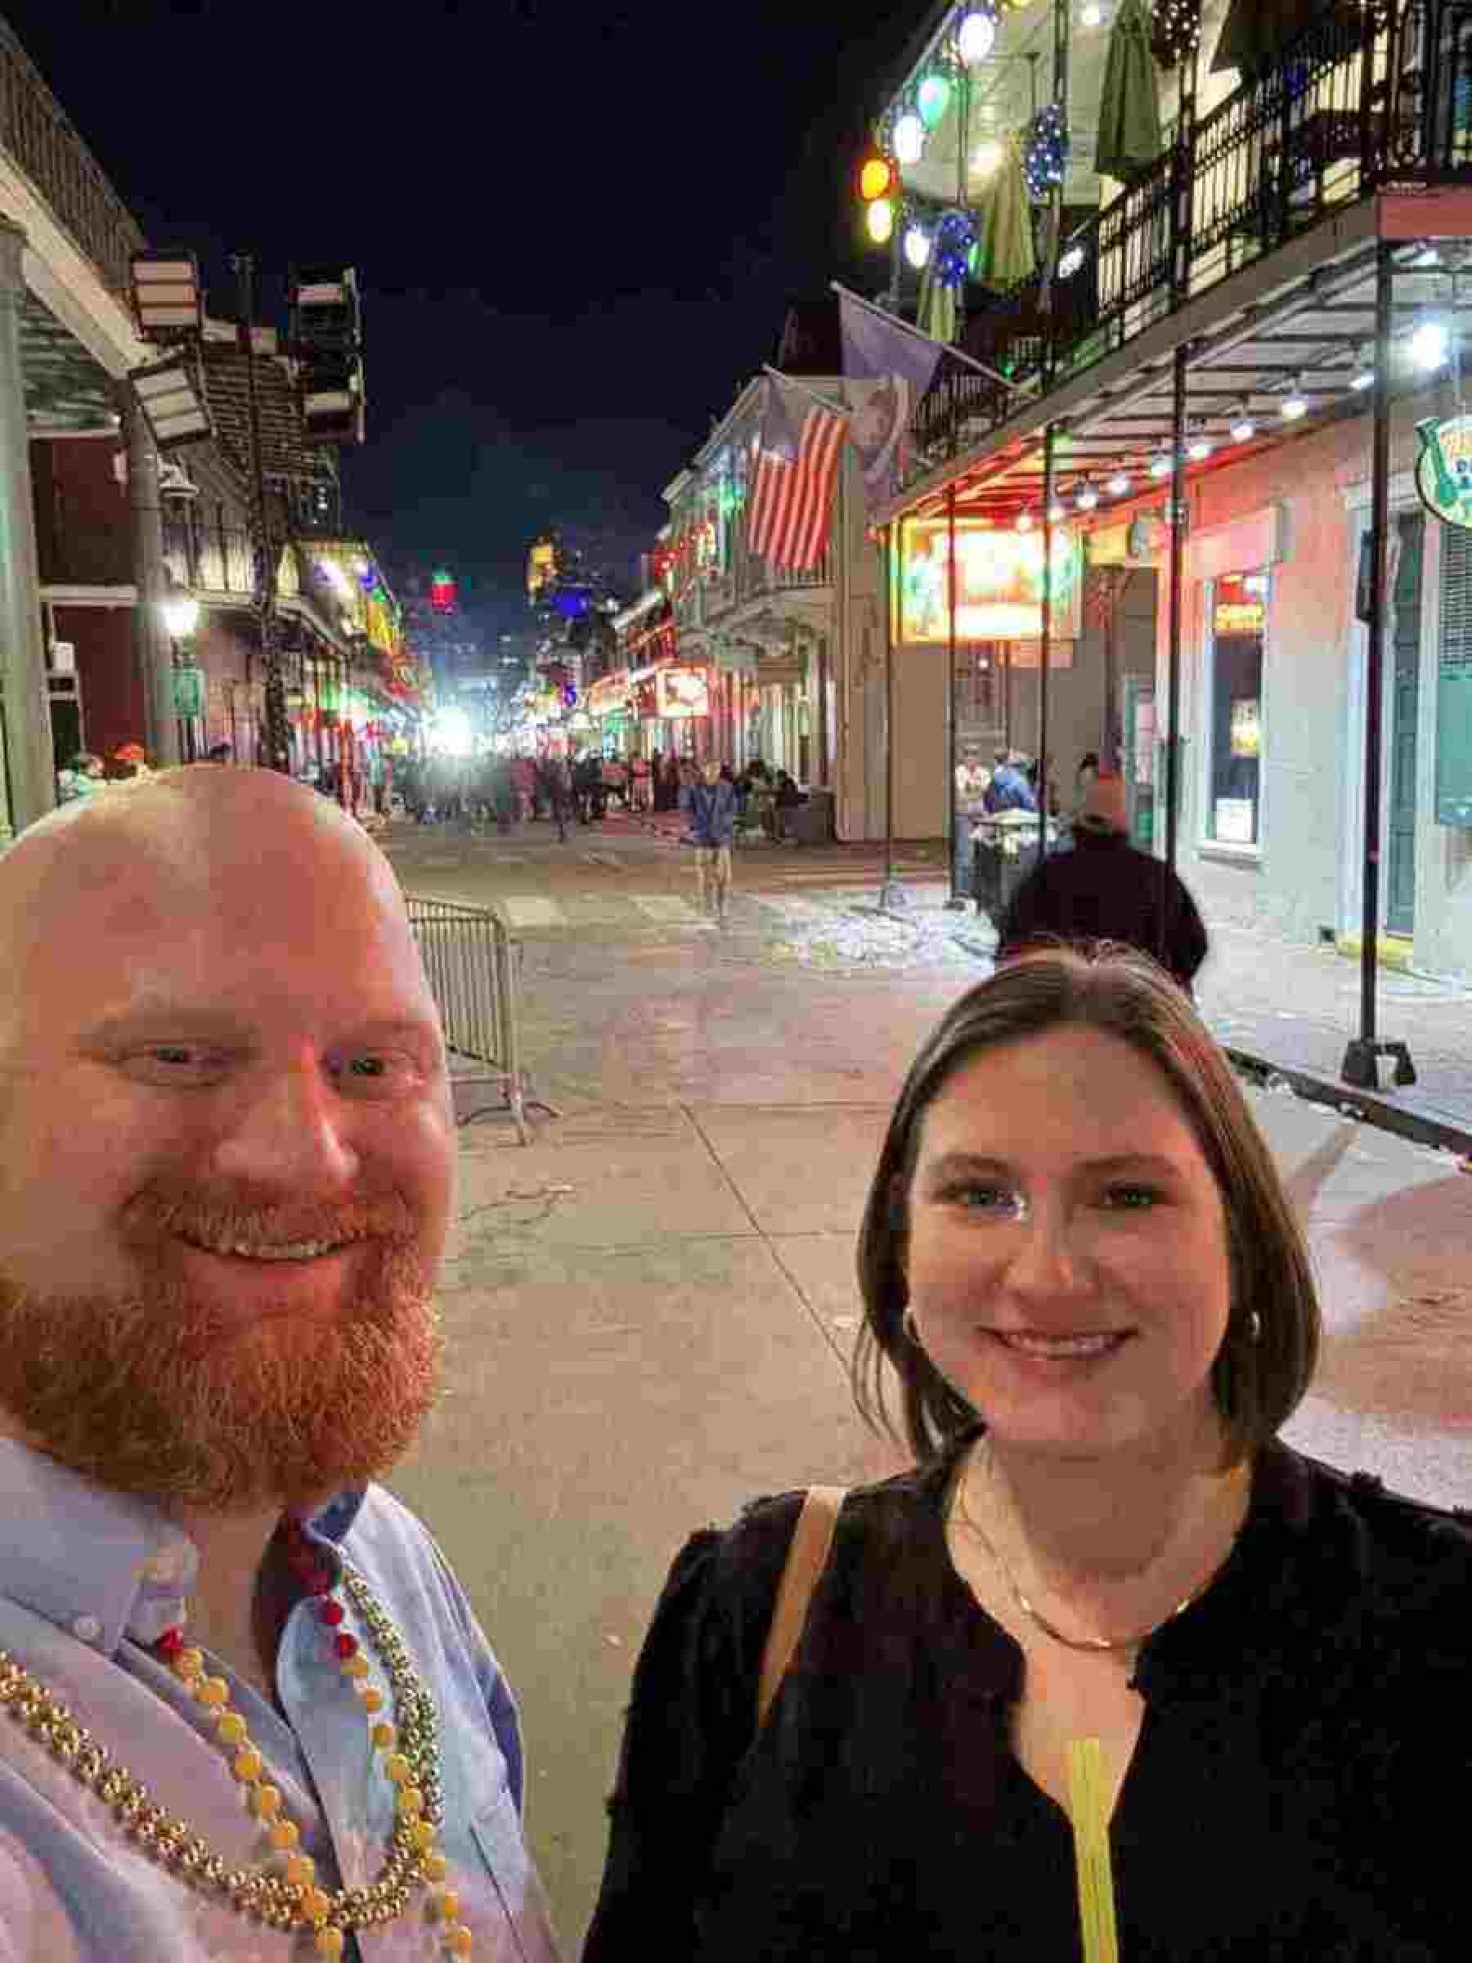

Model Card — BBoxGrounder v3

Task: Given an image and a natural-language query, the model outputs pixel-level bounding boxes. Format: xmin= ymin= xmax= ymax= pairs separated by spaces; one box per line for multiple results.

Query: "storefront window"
xmin=1204 ymin=571 xmax=1267 ymax=846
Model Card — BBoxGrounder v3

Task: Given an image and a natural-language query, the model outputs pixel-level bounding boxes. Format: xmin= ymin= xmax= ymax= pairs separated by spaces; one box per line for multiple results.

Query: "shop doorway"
xmin=1386 ymin=512 xmax=1424 ymax=938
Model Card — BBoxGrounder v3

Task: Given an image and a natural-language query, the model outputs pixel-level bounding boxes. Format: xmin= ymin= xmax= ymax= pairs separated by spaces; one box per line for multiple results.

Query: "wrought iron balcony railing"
xmin=908 ymin=0 xmax=1472 ymax=480
xmin=0 ymin=15 xmax=145 ymax=295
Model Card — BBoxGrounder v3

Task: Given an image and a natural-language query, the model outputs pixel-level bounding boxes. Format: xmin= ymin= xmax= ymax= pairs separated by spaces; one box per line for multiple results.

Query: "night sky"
xmin=10 ymin=0 xmax=912 ymax=633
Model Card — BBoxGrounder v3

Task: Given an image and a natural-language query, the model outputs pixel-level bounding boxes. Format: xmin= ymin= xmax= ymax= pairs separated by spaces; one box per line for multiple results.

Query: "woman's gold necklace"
xmin=956 ymin=1442 xmax=1243 ymax=1655
xmin=0 ymin=1529 xmax=475 ymax=1957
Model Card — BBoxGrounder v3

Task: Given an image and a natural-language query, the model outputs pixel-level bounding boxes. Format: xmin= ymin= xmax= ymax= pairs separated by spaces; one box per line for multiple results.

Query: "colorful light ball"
xmin=859 ymin=155 xmax=895 ymax=202
xmin=958 ymin=7 xmax=998 ymax=62
xmin=904 ymin=225 xmax=932 ymax=269
xmin=866 ymin=198 xmax=896 ymax=245
xmin=893 ymin=113 xmax=926 ymax=166
xmin=917 ymin=74 xmax=952 ymax=129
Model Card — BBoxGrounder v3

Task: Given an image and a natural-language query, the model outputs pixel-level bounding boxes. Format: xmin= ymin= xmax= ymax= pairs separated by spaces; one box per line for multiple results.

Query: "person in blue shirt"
xmin=983 ymin=749 xmax=1039 ymax=815
xmin=681 ymin=757 xmax=738 ymax=924
xmin=0 ymin=765 xmax=558 ymax=1962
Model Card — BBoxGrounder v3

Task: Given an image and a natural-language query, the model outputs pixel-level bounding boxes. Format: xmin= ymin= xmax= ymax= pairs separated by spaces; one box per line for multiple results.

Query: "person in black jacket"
xmin=997 ymin=772 xmax=1208 ymax=991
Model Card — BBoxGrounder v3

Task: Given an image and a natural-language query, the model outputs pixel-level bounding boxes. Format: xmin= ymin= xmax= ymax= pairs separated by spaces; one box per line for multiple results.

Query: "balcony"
xmin=905 ymin=0 xmax=1472 ymax=489
xmin=0 ymin=16 xmax=145 ymax=296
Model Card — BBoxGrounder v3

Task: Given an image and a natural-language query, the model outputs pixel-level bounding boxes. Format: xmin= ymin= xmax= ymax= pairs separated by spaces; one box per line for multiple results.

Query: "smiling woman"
xmin=585 ymin=949 xmax=1472 ymax=1962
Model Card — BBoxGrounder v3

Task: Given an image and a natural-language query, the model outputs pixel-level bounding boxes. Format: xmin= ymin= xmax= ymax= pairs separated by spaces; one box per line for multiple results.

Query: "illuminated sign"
xmin=895 ymin=518 xmax=1083 ymax=644
xmin=429 ymin=568 xmax=456 ymax=615
xmin=655 ymin=665 xmax=711 ymax=719
xmin=588 ymin=672 xmax=632 ymax=716
xmin=1213 ymin=573 xmax=1267 ymax=638
xmin=527 ymin=539 xmax=557 ymax=597
xmin=1416 ymin=414 xmax=1472 ymax=530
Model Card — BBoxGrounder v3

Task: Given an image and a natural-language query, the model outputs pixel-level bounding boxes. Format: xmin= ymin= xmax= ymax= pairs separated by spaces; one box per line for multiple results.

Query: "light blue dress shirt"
xmin=0 ymin=1438 xmax=560 ymax=1961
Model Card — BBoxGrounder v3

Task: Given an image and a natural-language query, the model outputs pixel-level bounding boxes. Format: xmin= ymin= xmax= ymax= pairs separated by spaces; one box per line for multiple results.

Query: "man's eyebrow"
xmin=923 ymin=1150 xmax=1185 ymax=1179
xmin=74 ymin=1008 xmax=441 ymax=1050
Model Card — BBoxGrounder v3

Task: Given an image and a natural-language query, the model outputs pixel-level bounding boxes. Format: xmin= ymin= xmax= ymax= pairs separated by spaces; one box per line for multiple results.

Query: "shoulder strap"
xmin=757 ymin=1486 xmax=847 ymax=1731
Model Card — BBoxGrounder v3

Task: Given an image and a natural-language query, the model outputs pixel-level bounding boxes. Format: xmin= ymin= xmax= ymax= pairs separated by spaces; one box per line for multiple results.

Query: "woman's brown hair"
xmin=852 ymin=945 xmax=1321 ymax=1466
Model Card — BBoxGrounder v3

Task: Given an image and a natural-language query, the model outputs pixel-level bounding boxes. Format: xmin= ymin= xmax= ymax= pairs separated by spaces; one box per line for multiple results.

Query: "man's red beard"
xmin=0 ymin=1189 xmax=443 ymax=1512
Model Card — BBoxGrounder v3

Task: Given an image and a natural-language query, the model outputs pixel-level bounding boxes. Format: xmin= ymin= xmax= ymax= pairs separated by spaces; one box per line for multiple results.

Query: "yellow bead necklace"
xmin=0 ymin=1552 xmax=474 ymax=1956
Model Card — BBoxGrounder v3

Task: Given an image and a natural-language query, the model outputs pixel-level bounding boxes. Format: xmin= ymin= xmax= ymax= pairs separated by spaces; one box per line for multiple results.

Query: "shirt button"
xmin=72 ymin=1614 xmax=103 ymax=1644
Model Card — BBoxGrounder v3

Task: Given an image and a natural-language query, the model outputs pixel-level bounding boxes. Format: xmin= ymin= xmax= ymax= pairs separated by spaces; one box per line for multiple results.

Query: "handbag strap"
xmin=757 ymin=1486 xmax=847 ymax=1730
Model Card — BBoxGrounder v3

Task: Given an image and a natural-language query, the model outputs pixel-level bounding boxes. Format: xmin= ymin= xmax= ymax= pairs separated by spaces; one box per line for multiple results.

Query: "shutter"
xmin=1436 ymin=524 xmax=1472 ymax=826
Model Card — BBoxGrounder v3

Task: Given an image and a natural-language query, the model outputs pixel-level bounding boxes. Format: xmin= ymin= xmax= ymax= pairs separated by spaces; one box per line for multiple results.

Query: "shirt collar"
xmin=0 ymin=1437 xmax=366 ymax=1659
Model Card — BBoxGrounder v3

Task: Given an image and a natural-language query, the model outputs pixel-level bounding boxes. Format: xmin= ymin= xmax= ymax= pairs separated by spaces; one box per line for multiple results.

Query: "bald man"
xmin=0 ymin=767 xmax=558 ymax=1961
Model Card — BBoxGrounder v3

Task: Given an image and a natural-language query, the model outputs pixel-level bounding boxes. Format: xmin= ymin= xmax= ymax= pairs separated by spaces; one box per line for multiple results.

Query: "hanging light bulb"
xmin=1409 ymin=316 xmax=1452 ymax=372
xmin=859 ymin=155 xmax=896 ymax=202
xmin=1015 ymin=510 xmax=1034 ymax=533
xmin=917 ymin=74 xmax=952 ymax=129
xmin=1075 ymin=482 xmax=1100 ymax=511
xmin=866 ymin=198 xmax=896 ymax=245
xmin=893 ymin=113 xmax=926 ymax=167
xmin=904 ymin=224 xmax=932 ymax=270
xmin=1230 ymin=406 xmax=1256 ymax=443
xmin=1149 ymin=451 xmax=1174 ymax=478
xmin=1349 ymin=345 xmax=1375 ymax=391
xmin=1188 ymin=431 xmax=1213 ymax=462
xmin=1080 ymin=0 xmax=1104 ymax=25
xmin=1047 ymin=498 xmax=1067 ymax=523
xmin=1108 ymin=468 xmax=1132 ymax=496
xmin=958 ymin=5 xmax=998 ymax=62
xmin=1280 ymin=378 xmax=1309 ymax=420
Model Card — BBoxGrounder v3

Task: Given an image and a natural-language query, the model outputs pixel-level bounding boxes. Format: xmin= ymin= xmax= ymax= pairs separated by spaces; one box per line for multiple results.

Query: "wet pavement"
xmin=377 ymin=817 xmax=1472 ymax=1949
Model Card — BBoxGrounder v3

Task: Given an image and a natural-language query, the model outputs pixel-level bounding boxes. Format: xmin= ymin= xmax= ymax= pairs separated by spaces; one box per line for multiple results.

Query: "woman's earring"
xmin=902 ymin=1308 xmax=921 ymax=1345
xmin=1248 ymin=1311 xmax=1262 ymax=1344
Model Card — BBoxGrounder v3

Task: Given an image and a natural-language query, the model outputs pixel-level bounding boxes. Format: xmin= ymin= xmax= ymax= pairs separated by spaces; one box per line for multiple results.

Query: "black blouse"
xmin=583 ymin=1434 xmax=1472 ymax=1960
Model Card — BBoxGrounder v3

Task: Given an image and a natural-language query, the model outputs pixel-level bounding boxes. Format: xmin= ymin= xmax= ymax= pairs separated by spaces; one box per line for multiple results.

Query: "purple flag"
xmin=837 ymin=288 xmax=944 ymax=519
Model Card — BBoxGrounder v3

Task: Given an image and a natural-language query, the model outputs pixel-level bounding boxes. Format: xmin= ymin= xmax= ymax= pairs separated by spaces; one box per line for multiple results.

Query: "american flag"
xmin=746 ymin=375 xmax=847 ymax=572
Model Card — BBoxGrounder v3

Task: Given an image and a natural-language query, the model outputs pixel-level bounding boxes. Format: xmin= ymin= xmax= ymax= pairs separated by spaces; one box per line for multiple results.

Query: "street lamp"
xmin=160 ymin=586 xmax=204 ymax=762
xmin=130 ymin=355 xmax=212 ymax=451
xmin=130 ymin=253 xmax=203 ymax=338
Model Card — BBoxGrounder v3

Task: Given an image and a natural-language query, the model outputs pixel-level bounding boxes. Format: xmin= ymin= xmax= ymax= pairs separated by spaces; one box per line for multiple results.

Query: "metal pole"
xmin=1165 ymin=343 xmax=1187 ymax=885
xmin=879 ymin=524 xmax=904 ymax=911
xmin=1342 ymin=239 xmax=1394 ymax=1089
xmin=232 ymin=253 xmax=291 ymax=775
xmin=946 ymin=486 xmax=965 ymax=906
xmin=1040 ymin=425 xmax=1056 ymax=861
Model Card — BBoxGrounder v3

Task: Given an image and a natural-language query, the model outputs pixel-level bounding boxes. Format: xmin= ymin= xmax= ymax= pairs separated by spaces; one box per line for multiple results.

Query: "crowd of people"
xmin=0 ymin=764 xmax=1465 ymax=1962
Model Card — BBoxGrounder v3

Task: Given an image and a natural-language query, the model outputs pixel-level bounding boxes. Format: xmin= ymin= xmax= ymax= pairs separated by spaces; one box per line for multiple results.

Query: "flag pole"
xmin=945 ymin=481 xmax=967 ymax=909
xmin=761 ymin=365 xmax=850 ymax=419
xmin=830 ymin=281 xmax=1035 ymax=395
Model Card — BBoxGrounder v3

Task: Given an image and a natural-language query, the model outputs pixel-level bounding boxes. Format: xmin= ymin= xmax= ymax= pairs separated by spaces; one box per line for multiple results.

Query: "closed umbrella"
xmin=973 ymin=133 xmax=1037 ymax=291
xmin=1095 ymin=0 xmax=1162 ymax=183
xmin=917 ymin=255 xmax=959 ymax=344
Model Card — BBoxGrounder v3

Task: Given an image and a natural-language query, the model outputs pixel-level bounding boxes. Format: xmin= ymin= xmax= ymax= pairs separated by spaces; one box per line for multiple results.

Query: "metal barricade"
xmin=405 ymin=895 xmax=553 ymax=1143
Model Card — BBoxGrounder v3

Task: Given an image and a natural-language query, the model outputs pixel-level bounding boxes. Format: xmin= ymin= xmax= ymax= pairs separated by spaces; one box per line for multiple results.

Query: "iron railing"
xmin=906 ymin=0 xmax=1472 ymax=476
xmin=0 ymin=15 xmax=145 ymax=295
xmin=406 ymin=895 xmax=545 ymax=1144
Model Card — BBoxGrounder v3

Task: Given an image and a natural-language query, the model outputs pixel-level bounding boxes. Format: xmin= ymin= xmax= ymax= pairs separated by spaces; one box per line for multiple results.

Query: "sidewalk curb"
xmin=1224 ymin=1046 xmax=1472 ymax=1160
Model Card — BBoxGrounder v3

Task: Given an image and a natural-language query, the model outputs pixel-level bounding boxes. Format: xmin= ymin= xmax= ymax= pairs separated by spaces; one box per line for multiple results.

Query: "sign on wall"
xmin=895 ymin=518 xmax=1083 ymax=644
xmin=655 ymin=665 xmax=711 ymax=719
xmin=1416 ymin=415 xmax=1472 ymax=530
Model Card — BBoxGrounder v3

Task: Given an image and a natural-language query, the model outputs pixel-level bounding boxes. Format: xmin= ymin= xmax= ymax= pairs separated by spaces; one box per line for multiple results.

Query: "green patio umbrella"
xmin=1095 ymin=0 xmax=1162 ymax=183
xmin=973 ymin=133 xmax=1038 ymax=291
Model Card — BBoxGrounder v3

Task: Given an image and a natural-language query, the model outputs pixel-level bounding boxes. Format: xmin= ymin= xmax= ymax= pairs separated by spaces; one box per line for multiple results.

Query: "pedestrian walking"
xmin=511 ymin=752 xmax=536 ymax=825
xmin=631 ymin=751 xmax=652 ymax=814
xmin=0 ymin=766 xmax=557 ymax=1963
xmin=953 ymin=747 xmax=991 ymax=897
xmin=657 ymin=752 xmax=680 ymax=813
xmin=680 ymin=756 xmax=737 ymax=923
xmin=584 ymin=945 xmax=1472 ymax=1961
xmin=996 ymin=772 xmax=1208 ymax=992
xmin=538 ymin=753 xmax=573 ymax=843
